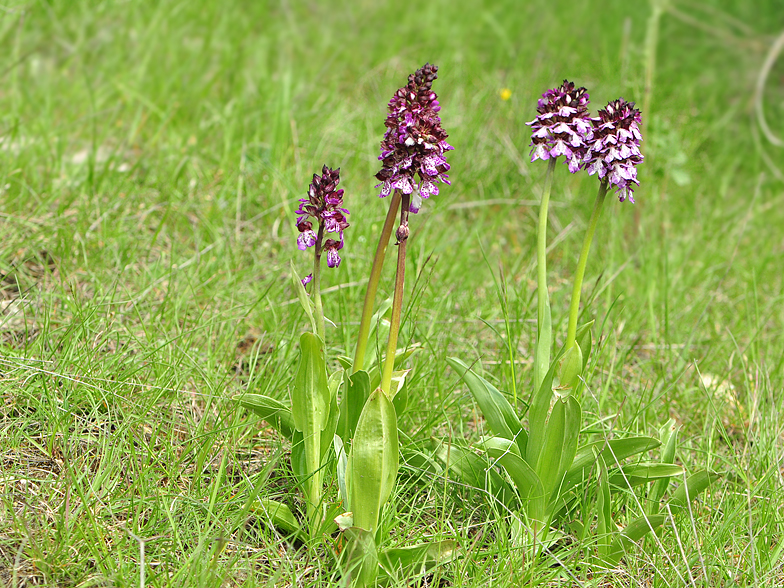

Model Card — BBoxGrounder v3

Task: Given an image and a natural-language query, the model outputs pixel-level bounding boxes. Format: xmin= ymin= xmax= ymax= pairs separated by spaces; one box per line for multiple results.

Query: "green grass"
xmin=1 ymin=0 xmax=783 ymax=586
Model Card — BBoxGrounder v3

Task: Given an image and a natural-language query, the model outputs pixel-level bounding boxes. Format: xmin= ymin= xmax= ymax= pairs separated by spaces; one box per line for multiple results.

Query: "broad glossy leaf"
xmin=253 ymin=498 xmax=303 ymax=539
xmin=338 ymin=370 xmax=371 ymax=444
xmin=533 ymin=288 xmax=552 ymax=394
xmin=291 ymin=332 xmax=331 ymax=521
xmin=649 ymin=420 xmax=679 ymax=512
xmin=485 ymin=442 xmax=545 ymax=516
xmin=574 ymin=321 xmax=594 ymax=372
xmin=555 ymin=342 xmax=583 ymax=393
xmin=605 ymin=514 xmax=667 ymax=566
xmin=341 ymin=527 xmax=379 ymax=587
xmin=238 ymin=394 xmax=295 ymax=439
xmin=346 ymin=389 xmax=399 ymax=533
xmin=434 ymin=441 xmax=514 ymax=507
xmin=564 ymin=436 xmax=661 ymax=490
xmin=389 ymin=369 xmax=410 ymax=415
xmin=609 ymin=463 xmax=684 ymax=488
xmin=292 ymin=332 xmax=331 ymax=436
xmin=290 ymin=261 xmax=317 ymax=334
xmin=334 ymin=435 xmax=349 ymax=508
xmin=526 ymin=352 xmax=562 ymax=466
xmin=669 ymin=470 xmax=717 ymax=509
xmin=447 ymin=357 xmax=524 ymax=446
xmin=534 ymin=397 xmax=566 ymax=498
xmin=378 ymin=540 xmax=456 ymax=584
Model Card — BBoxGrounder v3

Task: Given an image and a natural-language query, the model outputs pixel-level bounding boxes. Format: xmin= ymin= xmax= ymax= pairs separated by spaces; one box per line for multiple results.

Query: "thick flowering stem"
xmin=312 ymin=223 xmax=326 ymax=342
xmin=566 ymin=180 xmax=608 ymax=348
xmin=534 ymin=158 xmax=557 ymax=393
xmin=380 ymin=194 xmax=410 ymax=395
xmin=352 ymin=189 xmax=402 ymax=373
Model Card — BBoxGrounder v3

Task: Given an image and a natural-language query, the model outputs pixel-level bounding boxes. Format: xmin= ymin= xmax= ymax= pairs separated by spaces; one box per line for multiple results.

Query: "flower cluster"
xmin=527 ymin=80 xmax=592 ymax=173
xmin=296 ymin=165 xmax=349 ymax=268
xmin=583 ymin=99 xmax=643 ymax=202
xmin=376 ymin=63 xmax=453 ymax=213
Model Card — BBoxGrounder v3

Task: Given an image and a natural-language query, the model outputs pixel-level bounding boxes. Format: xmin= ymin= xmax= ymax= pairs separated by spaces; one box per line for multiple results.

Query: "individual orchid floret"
xmin=295 ymin=165 xmax=349 ymax=260
xmin=375 ymin=63 xmax=454 ymax=214
xmin=527 ymin=80 xmax=592 ymax=173
xmin=583 ymin=98 xmax=644 ymax=202
xmin=301 ymin=273 xmax=313 ymax=287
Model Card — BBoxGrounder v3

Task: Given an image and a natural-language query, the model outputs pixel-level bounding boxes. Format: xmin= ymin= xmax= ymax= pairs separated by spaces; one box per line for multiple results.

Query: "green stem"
xmin=312 ymin=222 xmax=326 ymax=342
xmin=352 ymin=190 xmax=402 ymax=373
xmin=534 ymin=158 xmax=557 ymax=393
xmin=566 ymin=180 xmax=608 ymax=348
xmin=380 ymin=194 xmax=409 ymax=394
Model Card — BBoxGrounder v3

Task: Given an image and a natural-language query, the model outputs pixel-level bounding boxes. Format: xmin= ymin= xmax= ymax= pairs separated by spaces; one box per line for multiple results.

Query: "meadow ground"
xmin=0 ymin=0 xmax=783 ymax=586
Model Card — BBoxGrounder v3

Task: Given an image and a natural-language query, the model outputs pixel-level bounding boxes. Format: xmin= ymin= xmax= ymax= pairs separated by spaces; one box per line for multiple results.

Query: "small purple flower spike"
xmin=527 ymin=80 xmax=592 ymax=173
xmin=295 ymin=165 xmax=349 ymax=265
xmin=376 ymin=63 xmax=453 ymax=213
xmin=583 ymin=98 xmax=644 ymax=202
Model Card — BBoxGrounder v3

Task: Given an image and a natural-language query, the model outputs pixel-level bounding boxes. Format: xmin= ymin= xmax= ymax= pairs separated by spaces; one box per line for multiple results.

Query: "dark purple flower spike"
xmin=583 ymin=98 xmax=644 ymax=202
xmin=375 ymin=63 xmax=453 ymax=214
xmin=527 ymin=80 xmax=592 ymax=173
xmin=295 ymin=165 xmax=349 ymax=267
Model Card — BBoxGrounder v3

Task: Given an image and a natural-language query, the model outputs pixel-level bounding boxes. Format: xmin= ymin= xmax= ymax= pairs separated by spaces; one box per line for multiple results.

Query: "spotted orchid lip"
xmin=375 ymin=63 xmax=452 ymax=214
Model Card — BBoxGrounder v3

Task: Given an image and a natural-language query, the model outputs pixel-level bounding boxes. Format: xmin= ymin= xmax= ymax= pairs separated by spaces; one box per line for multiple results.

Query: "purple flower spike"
xmin=375 ymin=63 xmax=453 ymax=213
xmin=527 ymin=80 xmax=592 ymax=173
xmin=294 ymin=165 xmax=350 ymax=266
xmin=582 ymin=98 xmax=643 ymax=202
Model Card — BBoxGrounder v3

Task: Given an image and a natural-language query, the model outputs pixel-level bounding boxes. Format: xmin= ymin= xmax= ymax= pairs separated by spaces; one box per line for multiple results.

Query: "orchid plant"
xmin=238 ymin=64 xmax=455 ymax=586
xmin=444 ymin=82 xmax=714 ymax=564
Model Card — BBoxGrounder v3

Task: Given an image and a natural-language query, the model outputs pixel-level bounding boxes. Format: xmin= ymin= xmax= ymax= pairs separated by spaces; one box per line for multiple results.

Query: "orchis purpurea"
xmin=296 ymin=165 xmax=349 ymax=341
xmin=527 ymin=80 xmax=592 ymax=395
xmin=583 ymin=98 xmax=644 ymax=203
xmin=353 ymin=63 xmax=452 ymax=374
xmin=565 ymin=99 xmax=644 ymax=350
xmin=375 ymin=62 xmax=453 ymax=214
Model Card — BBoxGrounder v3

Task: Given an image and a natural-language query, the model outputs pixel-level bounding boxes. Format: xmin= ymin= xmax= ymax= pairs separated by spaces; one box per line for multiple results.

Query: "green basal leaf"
xmin=605 ymin=514 xmax=667 ymax=566
xmin=608 ymin=463 xmax=684 ymax=488
xmin=526 ymin=350 xmax=563 ymax=466
xmin=291 ymin=430 xmax=306 ymax=483
xmin=252 ymin=498 xmax=304 ymax=540
xmin=291 ymin=333 xmax=331 ymax=523
xmin=389 ymin=369 xmax=410 ymax=415
xmin=564 ymin=436 xmax=661 ymax=490
xmin=338 ymin=370 xmax=371 ymax=446
xmin=378 ymin=540 xmax=457 ymax=585
xmin=334 ymin=435 xmax=349 ymax=508
xmin=649 ymin=419 xmax=679 ymax=513
xmin=341 ymin=527 xmax=379 ymax=587
xmin=485 ymin=442 xmax=545 ymax=515
xmin=574 ymin=320 xmax=594 ymax=373
xmin=479 ymin=436 xmax=521 ymax=458
xmin=434 ymin=441 xmax=514 ymax=507
xmin=534 ymin=396 xmax=566 ymax=499
xmin=320 ymin=370 xmax=342 ymax=461
xmin=555 ymin=342 xmax=582 ymax=393
xmin=533 ymin=292 xmax=552 ymax=395
xmin=447 ymin=358 xmax=524 ymax=451
xmin=237 ymin=393 xmax=295 ymax=439
xmin=669 ymin=470 xmax=718 ymax=510
xmin=290 ymin=261 xmax=317 ymax=334
xmin=292 ymin=332 xmax=331 ymax=436
xmin=346 ymin=389 xmax=399 ymax=534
